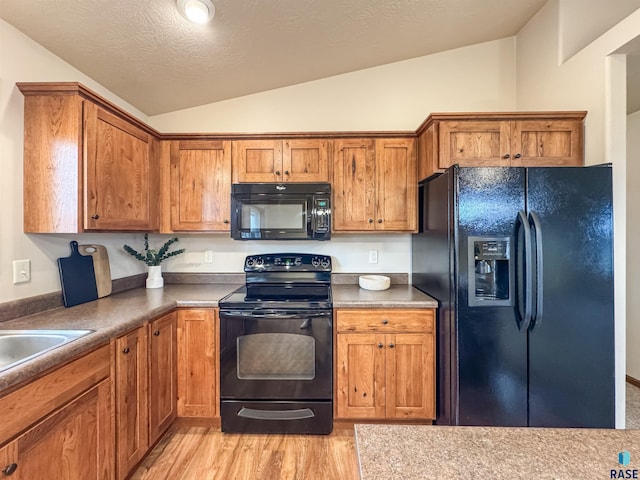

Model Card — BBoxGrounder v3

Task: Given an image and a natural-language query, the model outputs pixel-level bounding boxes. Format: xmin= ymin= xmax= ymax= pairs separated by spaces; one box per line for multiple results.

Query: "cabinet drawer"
xmin=336 ymin=309 xmax=434 ymax=333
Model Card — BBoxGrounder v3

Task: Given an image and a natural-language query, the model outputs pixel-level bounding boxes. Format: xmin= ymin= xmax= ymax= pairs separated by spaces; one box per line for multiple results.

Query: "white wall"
xmin=149 ymin=38 xmax=517 ymax=133
xmin=559 ymin=0 xmax=640 ymax=62
xmin=0 ymin=19 xmax=155 ymax=304
xmin=627 ymin=109 xmax=640 ymax=380
xmin=1 ymin=20 xmax=518 ymax=305
xmin=516 ymin=0 xmax=640 ymax=428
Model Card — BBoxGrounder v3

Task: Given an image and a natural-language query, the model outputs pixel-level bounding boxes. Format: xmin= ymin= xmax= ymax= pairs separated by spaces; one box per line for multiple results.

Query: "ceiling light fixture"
xmin=177 ymin=0 xmax=215 ymax=24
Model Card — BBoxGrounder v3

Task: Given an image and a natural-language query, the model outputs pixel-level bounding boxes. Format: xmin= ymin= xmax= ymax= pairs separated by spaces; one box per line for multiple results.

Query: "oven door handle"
xmin=219 ymin=310 xmax=332 ymax=320
xmin=237 ymin=407 xmax=315 ymax=421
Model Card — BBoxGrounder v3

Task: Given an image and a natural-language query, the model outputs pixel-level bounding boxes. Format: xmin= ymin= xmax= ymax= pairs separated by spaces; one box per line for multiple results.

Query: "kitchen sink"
xmin=0 ymin=329 xmax=93 ymax=373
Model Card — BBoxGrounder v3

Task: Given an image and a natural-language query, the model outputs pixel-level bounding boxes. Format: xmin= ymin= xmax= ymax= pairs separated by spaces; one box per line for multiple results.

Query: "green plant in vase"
xmin=123 ymin=234 xmax=186 ymax=288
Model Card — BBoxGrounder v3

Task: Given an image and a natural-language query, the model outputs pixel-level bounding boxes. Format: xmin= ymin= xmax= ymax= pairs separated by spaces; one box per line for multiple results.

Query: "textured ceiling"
xmin=3 ymin=0 xmax=549 ymax=115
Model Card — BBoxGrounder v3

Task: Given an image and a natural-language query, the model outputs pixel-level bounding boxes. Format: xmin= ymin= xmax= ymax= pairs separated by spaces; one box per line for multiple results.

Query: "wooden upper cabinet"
xmin=438 ymin=120 xmax=511 ymax=168
xmin=375 ymin=138 xmax=416 ymax=231
xmin=18 ymin=82 xmax=160 ymax=233
xmin=85 ymin=103 xmax=158 ymax=231
xmin=283 ymin=139 xmax=329 ymax=182
xmin=167 ymin=140 xmax=231 ymax=232
xmin=332 ymin=139 xmax=377 ymax=231
xmin=232 ymin=139 xmax=329 ymax=183
xmin=417 ymin=112 xmax=586 ymax=180
xmin=510 ymin=119 xmax=583 ymax=167
xmin=332 ymin=138 xmax=416 ymax=232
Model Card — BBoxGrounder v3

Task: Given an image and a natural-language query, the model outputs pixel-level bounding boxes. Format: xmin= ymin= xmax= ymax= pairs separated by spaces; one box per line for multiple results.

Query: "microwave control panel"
xmin=313 ymin=197 xmax=331 ymax=233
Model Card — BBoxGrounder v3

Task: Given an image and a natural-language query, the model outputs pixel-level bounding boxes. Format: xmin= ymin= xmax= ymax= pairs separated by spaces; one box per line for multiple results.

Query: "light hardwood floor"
xmin=130 ymin=425 xmax=360 ymax=480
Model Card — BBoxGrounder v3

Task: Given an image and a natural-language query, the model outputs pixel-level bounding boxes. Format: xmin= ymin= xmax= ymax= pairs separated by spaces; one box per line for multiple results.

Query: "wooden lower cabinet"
xmin=148 ymin=312 xmax=178 ymax=445
xmin=0 ymin=380 xmax=112 ymax=479
xmin=177 ymin=308 xmax=218 ymax=418
xmin=335 ymin=309 xmax=435 ymax=421
xmin=0 ymin=345 xmax=112 ymax=479
xmin=114 ymin=326 xmax=149 ymax=480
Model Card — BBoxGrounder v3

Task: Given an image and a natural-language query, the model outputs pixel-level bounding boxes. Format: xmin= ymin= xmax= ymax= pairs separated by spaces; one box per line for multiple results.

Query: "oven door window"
xmin=237 ymin=333 xmax=315 ymax=380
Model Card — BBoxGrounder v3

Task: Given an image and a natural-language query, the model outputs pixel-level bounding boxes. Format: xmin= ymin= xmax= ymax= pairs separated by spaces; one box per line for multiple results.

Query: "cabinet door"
xmin=335 ymin=333 xmax=386 ymax=419
xmin=385 ymin=333 xmax=435 ymax=420
xmin=177 ymin=309 xmax=218 ymax=418
xmin=148 ymin=312 xmax=177 ymax=446
xmin=510 ymin=120 xmax=583 ymax=167
xmin=282 ymin=139 xmax=329 ymax=182
xmin=232 ymin=140 xmax=283 ymax=182
xmin=375 ymin=138 xmax=417 ymax=231
xmin=85 ymin=103 xmax=158 ymax=230
xmin=170 ymin=140 xmax=231 ymax=231
xmin=332 ymin=139 xmax=376 ymax=231
xmin=114 ymin=327 xmax=148 ymax=480
xmin=438 ymin=120 xmax=511 ymax=168
xmin=0 ymin=379 xmax=112 ymax=480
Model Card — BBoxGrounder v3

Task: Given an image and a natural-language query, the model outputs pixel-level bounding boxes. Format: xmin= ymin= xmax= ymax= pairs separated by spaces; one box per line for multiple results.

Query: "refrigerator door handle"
xmin=528 ymin=211 xmax=544 ymax=330
xmin=515 ymin=210 xmax=533 ymax=331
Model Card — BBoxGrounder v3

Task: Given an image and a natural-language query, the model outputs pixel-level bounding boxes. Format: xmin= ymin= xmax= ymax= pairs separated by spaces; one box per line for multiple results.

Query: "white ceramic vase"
xmin=146 ymin=265 xmax=164 ymax=289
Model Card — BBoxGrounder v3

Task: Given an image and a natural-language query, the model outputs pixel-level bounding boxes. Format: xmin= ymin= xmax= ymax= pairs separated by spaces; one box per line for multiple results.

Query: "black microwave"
xmin=230 ymin=183 xmax=331 ymax=240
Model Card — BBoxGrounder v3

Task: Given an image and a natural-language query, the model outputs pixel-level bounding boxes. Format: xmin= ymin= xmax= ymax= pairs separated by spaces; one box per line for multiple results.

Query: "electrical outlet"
xmin=204 ymin=250 xmax=214 ymax=263
xmin=13 ymin=259 xmax=31 ymax=284
xmin=368 ymin=250 xmax=378 ymax=264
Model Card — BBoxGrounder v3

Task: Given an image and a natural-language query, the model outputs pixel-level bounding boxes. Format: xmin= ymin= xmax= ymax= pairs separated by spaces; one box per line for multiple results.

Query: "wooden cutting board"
xmin=78 ymin=244 xmax=112 ymax=298
xmin=57 ymin=241 xmax=99 ymax=307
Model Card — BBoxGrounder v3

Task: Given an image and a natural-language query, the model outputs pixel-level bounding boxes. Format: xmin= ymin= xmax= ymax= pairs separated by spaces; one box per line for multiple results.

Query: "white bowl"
xmin=358 ymin=275 xmax=391 ymax=291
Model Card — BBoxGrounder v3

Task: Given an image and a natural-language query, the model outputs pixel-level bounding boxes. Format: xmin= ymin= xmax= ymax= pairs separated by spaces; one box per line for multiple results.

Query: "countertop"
xmin=0 ymin=283 xmax=436 ymax=395
xmin=332 ymin=284 xmax=437 ymax=308
xmin=355 ymin=424 xmax=640 ymax=479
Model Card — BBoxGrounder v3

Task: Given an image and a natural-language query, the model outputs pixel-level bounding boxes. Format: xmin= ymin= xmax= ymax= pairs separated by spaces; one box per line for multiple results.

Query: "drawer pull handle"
xmin=2 ymin=463 xmax=17 ymax=476
xmin=122 ymin=347 xmax=130 ymax=354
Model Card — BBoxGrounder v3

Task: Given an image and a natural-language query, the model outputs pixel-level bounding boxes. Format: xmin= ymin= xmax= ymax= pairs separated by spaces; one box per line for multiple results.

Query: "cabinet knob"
xmin=153 ymin=330 xmax=160 ymax=336
xmin=223 ymin=219 xmax=230 ymax=224
xmin=388 ymin=343 xmax=395 ymax=349
xmin=275 ymin=170 xmax=281 ymax=175
xmin=502 ymin=153 xmax=510 ymax=159
xmin=122 ymin=347 xmax=130 ymax=354
xmin=2 ymin=463 xmax=18 ymax=476
xmin=91 ymin=214 xmax=100 ymax=220
xmin=377 ymin=343 xmax=384 ymax=349
xmin=368 ymin=218 xmax=374 ymax=223
xmin=284 ymin=170 xmax=290 ymax=175
xmin=514 ymin=153 xmax=521 ymax=159
xmin=377 ymin=219 xmax=383 ymax=224
xmin=382 ymin=319 xmax=389 ymax=325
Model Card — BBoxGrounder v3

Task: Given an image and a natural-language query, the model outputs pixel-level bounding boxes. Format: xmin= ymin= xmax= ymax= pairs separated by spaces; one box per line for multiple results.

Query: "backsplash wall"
xmin=159 ymin=233 xmax=412 ymax=275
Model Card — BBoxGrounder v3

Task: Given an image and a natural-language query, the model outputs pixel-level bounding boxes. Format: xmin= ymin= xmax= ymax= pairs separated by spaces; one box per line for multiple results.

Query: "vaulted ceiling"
xmin=0 ymin=0 xmax=551 ymax=116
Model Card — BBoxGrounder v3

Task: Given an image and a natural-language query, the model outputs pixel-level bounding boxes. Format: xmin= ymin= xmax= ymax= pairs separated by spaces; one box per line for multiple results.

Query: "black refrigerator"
xmin=412 ymin=165 xmax=615 ymax=427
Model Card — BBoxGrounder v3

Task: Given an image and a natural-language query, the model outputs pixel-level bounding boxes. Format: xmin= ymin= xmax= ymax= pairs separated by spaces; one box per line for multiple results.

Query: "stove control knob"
xmin=320 ymin=257 xmax=330 ymax=268
xmin=311 ymin=257 xmax=320 ymax=267
xmin=246 ymin=257 xmax=255 ymax=267
xmin=256 ymin=257 xmax=264 ymax=267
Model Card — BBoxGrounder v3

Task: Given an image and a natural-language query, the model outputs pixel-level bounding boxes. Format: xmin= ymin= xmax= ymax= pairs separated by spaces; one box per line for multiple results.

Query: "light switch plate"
xmin=13 ymin=259 xmax=31 ymax=284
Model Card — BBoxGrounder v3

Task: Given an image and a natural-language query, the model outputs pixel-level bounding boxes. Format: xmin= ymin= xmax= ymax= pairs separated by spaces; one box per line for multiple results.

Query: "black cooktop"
xmin=219 ymin=253 xmax=333 ymax=310
xmin=219 ymin=284 xmax=332 ymax=310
